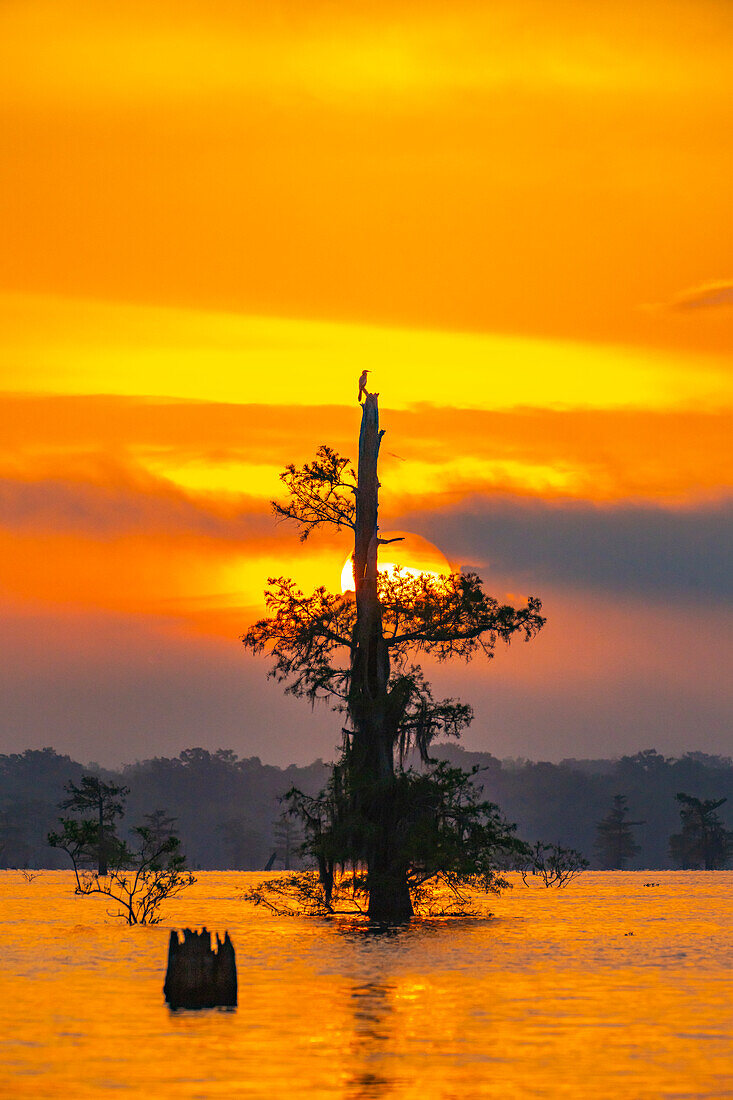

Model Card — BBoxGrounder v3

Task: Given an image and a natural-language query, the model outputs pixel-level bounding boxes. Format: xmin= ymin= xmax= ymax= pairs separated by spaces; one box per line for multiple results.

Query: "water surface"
xmin=2 ymin=870 xmax=732 ymax=1098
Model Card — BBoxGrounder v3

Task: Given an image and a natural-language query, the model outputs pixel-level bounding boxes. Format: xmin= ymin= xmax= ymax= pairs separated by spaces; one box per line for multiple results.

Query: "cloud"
xmin=668 ymin=281 xmax=733 ymax=311
xmin=0 ymin=475 xmax=271 ymax=540
xmin=2 ymin=394 xmax=731 ymax=507
xmin=400 ymin=496 xmax=733 ymax=602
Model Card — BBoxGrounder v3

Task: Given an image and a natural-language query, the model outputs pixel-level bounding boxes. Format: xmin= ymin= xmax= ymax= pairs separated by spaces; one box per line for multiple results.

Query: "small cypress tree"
xmin=55 ymin=775 xmax=129 ymax=875
xmin=593 ymin=794 xmax=643 ymax=869
xmin=669 ymin=793 xmax=733 ymax=870
xmin=48 ymin=778 xmax=194 ymax=924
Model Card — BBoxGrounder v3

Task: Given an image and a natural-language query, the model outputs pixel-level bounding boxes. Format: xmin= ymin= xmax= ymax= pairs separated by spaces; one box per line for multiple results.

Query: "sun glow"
xmin=340 ymin=531 xmax=452 ymax=593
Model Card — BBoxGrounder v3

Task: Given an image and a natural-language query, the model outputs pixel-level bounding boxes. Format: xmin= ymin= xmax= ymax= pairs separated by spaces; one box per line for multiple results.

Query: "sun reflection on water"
xmin=2 ymin=870 xmax=733 ymax=1098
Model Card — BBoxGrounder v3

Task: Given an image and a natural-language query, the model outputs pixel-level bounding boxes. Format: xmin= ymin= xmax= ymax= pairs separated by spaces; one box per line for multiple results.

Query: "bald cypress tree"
xmin=593 ymin=795 xmax=643 ymax=869
xmin=670 ymin=793 xmax=733 ymax=870
xmin=243 ymin=390 xmax=545 ymax=921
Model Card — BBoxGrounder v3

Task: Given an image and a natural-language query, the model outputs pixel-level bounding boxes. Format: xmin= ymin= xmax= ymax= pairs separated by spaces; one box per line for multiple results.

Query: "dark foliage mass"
xmin=669 ymin=792 xmax=733 ymax=870
xmin=52 ymin=775 xmax=130 ymax=875
xmin=593 ymin=794 xmax=644 ymax=870
xmin=2 ymin=745 xmax=732 ymax=871
xmin=0 ymin=747 xmax=328 ymax=871
xmin=436 ymin=746 xmax=733 ymax=870
xmin=278 ymin=759 xmax=530 ymax=915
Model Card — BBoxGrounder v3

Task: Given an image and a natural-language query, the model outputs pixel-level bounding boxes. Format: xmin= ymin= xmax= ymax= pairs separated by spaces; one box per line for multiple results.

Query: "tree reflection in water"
xmin=347 ymin=982 xmax=395 ymax=1100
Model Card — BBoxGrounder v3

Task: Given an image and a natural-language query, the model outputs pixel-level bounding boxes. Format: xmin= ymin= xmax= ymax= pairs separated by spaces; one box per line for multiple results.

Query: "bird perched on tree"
xmin=358 ymin=370 xmax=370 ymax=402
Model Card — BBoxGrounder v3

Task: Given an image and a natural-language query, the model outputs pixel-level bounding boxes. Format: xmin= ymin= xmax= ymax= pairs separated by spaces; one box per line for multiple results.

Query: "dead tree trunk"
xmin=348 ymin=392 xmax=413 ymax=923
xmin=97 ymin=794 xmax=107 ymax=876
xmin=163 ymin=928 xmax=237 ymax=1009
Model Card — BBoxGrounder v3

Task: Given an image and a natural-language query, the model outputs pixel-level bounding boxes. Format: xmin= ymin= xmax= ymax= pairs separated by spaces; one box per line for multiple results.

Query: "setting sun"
xmin=3 ymin=0 xmax=733 ymax=1094
xmin=340 ymin=531 xmax=452 ymax=592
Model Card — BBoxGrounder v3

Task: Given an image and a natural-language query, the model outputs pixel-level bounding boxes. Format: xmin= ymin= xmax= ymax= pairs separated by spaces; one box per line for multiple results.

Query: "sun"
xmin=340 ymin=531 xmax=452 ymax=592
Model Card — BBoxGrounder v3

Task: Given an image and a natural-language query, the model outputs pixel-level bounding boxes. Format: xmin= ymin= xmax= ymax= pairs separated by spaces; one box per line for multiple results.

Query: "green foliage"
xmin=246 ymin=571 xmax=543 ymax=689
xmin=398 ymin=763 xmax=527 ymax=893
xmin=66 ymin=830 xmax=194 ymax=925
xmin=669 ymin=792 xmax=733 ymax=870
xmin=47 ymin=816 xmax=130 ymax=887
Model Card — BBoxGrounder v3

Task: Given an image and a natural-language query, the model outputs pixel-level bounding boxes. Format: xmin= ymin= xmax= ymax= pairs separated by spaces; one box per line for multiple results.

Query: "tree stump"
xmin=163 ymin=928 xmax=237 ymax=1009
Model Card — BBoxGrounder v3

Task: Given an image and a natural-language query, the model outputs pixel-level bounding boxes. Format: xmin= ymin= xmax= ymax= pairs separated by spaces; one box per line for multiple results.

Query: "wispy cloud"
xmin=0 ymin=476 xmax=271 ymax=540
xmin=669 ymin=281 xmax=733 ymax=311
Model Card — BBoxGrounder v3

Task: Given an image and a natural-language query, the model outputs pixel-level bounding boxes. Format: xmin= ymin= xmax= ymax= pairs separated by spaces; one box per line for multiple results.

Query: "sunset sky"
xmin=1 ymin=0 xmax=730 ymax=766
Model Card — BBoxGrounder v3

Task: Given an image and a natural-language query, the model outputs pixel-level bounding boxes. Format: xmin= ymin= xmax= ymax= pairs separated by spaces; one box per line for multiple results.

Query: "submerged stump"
xmin=163 ymin=928 xmax=237 ymax=1009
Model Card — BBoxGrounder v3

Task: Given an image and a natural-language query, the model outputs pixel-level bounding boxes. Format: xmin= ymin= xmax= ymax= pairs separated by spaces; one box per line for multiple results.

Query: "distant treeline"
xmin=2 ymin=745 xmax=732 ymax=870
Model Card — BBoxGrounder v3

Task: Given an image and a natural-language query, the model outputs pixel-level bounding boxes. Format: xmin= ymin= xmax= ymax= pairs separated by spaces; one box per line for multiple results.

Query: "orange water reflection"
xmin=2 ymin=871 xmax=733 ymax=1098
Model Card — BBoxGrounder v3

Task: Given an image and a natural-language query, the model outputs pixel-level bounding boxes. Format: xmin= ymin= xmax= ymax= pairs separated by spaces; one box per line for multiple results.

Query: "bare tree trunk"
xmin=349 ymin=393 xmax=413 ymax=922
xmin=98 ymin=794 xmax=107 ymax=876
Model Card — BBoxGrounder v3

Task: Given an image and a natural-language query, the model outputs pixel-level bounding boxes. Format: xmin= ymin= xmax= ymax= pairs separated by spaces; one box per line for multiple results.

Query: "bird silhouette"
xmin=358 ymin=370 xmax=370 ymax=402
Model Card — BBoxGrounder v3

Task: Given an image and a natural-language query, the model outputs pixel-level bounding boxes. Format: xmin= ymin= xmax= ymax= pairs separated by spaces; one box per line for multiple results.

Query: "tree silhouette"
xmin=55 ymin=775 xmax=129 ymax=875
xmin=217 ymin=813 xmax=265 ymax=870
xmin=593 ymin=794 xmax=644 ymax=869
xmin=513 ymin=841 xmax=589 ymax=887
xmin=273 ymin=812 xmax=302 ymax=870
xmin=141 ymin=809 xmax=179 ymax=849
xmin=243 ymin=392 xmax=545 ymax=921
xmin=48 ymin=779 xmax=194 ymax=923
xmin=669 ymin=792 xmax=733 ymax=870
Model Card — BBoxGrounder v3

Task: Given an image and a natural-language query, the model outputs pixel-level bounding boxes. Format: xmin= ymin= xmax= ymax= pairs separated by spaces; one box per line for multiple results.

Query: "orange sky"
xmin=0 ymin=0 xmax=730 ymax=765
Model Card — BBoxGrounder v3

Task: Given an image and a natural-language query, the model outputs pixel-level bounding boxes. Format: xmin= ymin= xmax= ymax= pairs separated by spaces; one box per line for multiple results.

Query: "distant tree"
xmin=511 ymin=841 xmax=589 ymax=888
xmin=0 ymin=807 xmax=25 ymax=866
xmin=55 ymin=775 xmax=130 ymax=875
xmin=669 ymin=793 xmax=733 ymax=870
xmin=141 ymin=809 xmax=179 ymax=848
xmin=273 ymin=812 xmax=302 ymax=870
xmin=8 ymin=745 xmax=733 ymax=873
xmin=48 ymin=781 xmax=194 ymax=924
xmin=680 ymin=752 xmax=733 ymax=769
xmin=593 ymin=794 xmax=644 ymax=869
xmin=217 ymin=814 xmax=265 ymax=870
xmin=618 ymin=749 xmax=670 ymax=775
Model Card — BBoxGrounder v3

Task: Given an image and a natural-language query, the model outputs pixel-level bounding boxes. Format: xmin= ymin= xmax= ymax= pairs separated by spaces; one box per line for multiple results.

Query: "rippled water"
xmin=2 ymin=870 xmax=733 ymax=1098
